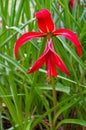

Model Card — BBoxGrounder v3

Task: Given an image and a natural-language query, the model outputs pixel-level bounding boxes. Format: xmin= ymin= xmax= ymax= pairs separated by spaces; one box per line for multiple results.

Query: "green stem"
xmin=83 ymin=127 xmax=86 ymax=130
xmin=79 ymin=71 xmax=86 ymax=84
xmin=79 ymin=71 xmax=86 ymax=130
xmin=51 ymin=77 xmax=57 ymax=129
xmin=51 ymin=77 xmax=57 ymax=115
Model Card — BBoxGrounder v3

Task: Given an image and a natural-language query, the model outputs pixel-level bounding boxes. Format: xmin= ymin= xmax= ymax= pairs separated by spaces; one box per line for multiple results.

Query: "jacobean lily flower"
xmin=69 ymin=0 xmax=80 ymax=9
xmin=27 ymin=38 xmax=70 ymax=77
xmin=14 ymin=9 xmax=82 ymax=77
xmin=69 ymin=0 xmax=74 ymax=8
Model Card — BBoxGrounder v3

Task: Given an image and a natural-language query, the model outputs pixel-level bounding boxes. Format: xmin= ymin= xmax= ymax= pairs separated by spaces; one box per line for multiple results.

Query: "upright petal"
xmin=36 ymin=9 xmax=55 ymax=33
xmin=53 ymin=28 xmax=82 ymax=56
xmin=14 ymin=32 xmax=45 ymax=59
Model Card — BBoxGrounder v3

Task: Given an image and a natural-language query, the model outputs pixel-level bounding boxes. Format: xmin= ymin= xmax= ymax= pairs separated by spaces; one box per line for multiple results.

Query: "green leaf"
xmin=37 ymin=83 xmax=70 ymax=94
xmin=55 ymin=83 xmax=70 ymax=94
xmin=26 ymin=119 xmax=33 ymax=130
xmin=58 ymin=37 xmax=85 ymax=69
xmin=56 ymin=119 xmax=86 ymax=129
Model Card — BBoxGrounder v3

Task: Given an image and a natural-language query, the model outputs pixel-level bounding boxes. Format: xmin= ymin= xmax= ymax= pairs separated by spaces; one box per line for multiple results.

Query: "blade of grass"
xmin=56 ymin=119 xmax=86 ymax=129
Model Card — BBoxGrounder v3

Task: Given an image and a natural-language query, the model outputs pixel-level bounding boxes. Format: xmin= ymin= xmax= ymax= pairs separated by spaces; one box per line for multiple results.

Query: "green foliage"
xmin=0 ymin=0 xmax=86 ymax=130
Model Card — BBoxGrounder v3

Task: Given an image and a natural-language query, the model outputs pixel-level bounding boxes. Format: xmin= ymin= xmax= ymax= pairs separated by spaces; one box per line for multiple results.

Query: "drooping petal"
xmin=27 ymin=55 xmax=45 ymax=74
xmin=14 ymin=32 xmax=45 ymax=59
xmin=48 ymin=38 xmax=70 ymax=75
xmin=36 ymin=9 xmax=55 ymax=33
xmin=27 ymin=41 xmax=49 ymax=74
xmin=69 ymin=0 xmax=74 ymax=9
xmin=69 ymin=0 xmax=80 ymax=8
xmin=53 ymin=28 xmax=82 ymax=56
xmin=54 ymin=52 xmax=70 ymax=75
xmin=46 ymin=51 xmax=57 ymax=77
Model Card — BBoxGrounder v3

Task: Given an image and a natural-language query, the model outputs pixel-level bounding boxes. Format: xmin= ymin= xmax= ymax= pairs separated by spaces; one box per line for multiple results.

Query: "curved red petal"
xmin=36 ymin=9 xmax=55 ymax=33
xmin=27 ymin=41 xmax=49 ymax=74
xmin=54 ymin=52 xmax=70 ymax=75
xmin=46 ymin=52 xmax=57 ymax=77
xmin=14 ymin=32 xmax=45 ymax=59
xmin=69 ymin=0 xmax=74 ymax=9
xmin=53 ymin=28 xmax=82 ymax=56
xmin=47 ymin=38 xmax=70 ymax=75
xmin=27 ymin=55 xmax=45 ymax=74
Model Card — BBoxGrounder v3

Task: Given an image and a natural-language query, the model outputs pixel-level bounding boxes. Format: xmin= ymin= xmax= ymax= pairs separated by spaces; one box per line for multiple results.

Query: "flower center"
xmin=47 ymin=32 xmax=53 ymax=39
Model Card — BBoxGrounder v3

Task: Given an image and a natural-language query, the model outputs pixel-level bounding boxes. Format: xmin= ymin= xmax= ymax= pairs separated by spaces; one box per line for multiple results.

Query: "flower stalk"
xmin=79 ymin=70 xmax=86 ymax=84
xmin=51 ymin=77 xmax=57 ymax=115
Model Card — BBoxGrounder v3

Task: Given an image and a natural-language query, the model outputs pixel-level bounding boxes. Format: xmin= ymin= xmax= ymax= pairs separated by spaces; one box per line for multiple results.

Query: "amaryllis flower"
xmin=69 ymin=0 xmax=74 ymax=9
xmin=27 ymin=38 xmax=70 ymax=77
xmin=14 ymin=9 xmax=82 ymax=77
xmin=69 ymin=0 xmax=80 ymax=9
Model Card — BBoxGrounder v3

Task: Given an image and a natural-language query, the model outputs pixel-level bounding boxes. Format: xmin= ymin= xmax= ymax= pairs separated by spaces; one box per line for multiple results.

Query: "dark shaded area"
xmin=2 ymin=118 xmax=12 ymax=130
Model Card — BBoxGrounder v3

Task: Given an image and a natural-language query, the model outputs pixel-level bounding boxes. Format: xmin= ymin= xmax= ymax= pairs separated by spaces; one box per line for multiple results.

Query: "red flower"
xmin=14 ymin=9 xmax=82 ymax=77
xmin=69 ymin=0 xmax=74 ymax=9
xmin=69 ymin=0 xmax=80 ymax=9
xmin=27 ymin=38 xmax=70 ymax=77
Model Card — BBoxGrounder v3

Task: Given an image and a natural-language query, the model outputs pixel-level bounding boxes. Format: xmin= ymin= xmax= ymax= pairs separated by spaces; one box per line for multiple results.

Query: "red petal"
xmin=36 ymin=9 xmax=55 ymax=33
xmin=47 ymin=39 xmax=70 ymax=75
xmin=27 ymin=55 xmax=45 ymax=74
xmin=27 ymin=41 xmax=49 ymax=74
xmin=53 ymin=29 xmax=82 ymax=56
xmin=69 ymin=0 xmax=74 ymax=9
xmin=14 ymin=32 xmax=45 ymax=59
xmin=54 ymin=52 xmax=70 ymax=75
xmin=46 ymin=52 xmax=58 ymax=77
